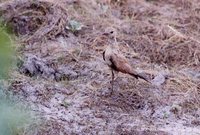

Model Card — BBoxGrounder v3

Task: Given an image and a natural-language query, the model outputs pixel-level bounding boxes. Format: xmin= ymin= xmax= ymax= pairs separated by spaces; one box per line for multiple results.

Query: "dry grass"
xmin=0 ymin=0 xmax=68 ymax=44
xmin=0 ymin=0 xmax=200 ymax=134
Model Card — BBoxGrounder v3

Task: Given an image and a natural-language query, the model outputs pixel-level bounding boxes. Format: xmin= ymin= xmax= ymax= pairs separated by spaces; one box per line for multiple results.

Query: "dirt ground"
xmin=1 ymin=0 xmax=200 ymax=134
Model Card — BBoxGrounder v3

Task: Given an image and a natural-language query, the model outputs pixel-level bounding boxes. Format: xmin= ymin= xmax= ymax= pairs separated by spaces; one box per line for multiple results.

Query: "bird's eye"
xmin=110 ymin=31 xmax=114 ymax=34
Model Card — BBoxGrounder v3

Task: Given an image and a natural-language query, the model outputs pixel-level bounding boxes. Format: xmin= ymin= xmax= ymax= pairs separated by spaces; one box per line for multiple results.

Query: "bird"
xmin=102 ymin=44 xmax=150 ymax=93
xmin=102 ymin=27 xmax=150 ymax=93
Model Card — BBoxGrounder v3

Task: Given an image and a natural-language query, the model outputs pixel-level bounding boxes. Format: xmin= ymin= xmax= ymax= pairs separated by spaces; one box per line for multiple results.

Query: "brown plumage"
xmin=103 ymin=45 xmax=149 ymax=93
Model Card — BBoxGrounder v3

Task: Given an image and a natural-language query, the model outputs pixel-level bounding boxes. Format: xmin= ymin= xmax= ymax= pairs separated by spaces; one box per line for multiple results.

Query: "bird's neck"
xmin=110 ymin=44 xmax=119 ymax=52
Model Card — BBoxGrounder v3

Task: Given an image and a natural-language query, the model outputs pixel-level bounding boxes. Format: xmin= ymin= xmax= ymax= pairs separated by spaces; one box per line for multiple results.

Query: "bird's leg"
xmin=113 ymin=71 xmax=118 ymax=81
xmin=111 ymin=69 xmax=114 ymax=95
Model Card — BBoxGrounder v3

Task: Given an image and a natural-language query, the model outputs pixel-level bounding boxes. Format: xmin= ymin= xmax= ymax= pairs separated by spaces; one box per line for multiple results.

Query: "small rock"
xmin=151 ymin=71 xmax=170 ymax=86
xmin=20 ymin=54 xmax=78 ymax=81
xmin=20 ymin=54 xmax=56 ymax=79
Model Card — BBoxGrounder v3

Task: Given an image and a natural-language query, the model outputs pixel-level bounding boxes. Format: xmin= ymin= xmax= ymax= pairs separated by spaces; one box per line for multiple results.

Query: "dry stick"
xmin=167 ymin=25 xmax=200 ymax=66
xmin=167 ymin=25 xmax=200 ymax=44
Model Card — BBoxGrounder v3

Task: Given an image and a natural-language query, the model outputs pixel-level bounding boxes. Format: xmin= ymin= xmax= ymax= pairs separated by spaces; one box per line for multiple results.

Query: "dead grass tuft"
xmin=0 ymin=0 xmax=68 ymax=44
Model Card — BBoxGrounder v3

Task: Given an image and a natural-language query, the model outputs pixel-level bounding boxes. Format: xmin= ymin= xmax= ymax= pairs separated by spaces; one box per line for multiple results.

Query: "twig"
xmin=167 ymin=25 xmax=200 ymax=44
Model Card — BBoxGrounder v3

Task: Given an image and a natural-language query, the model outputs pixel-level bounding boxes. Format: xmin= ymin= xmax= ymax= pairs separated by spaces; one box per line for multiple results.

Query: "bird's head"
xmin=102 ymin=27 xmax=117 ymax=38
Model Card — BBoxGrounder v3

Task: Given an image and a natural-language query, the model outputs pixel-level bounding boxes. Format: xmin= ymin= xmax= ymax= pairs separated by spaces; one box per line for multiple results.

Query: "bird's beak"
xmin=102 ymin=32 xmax=109 ymax=36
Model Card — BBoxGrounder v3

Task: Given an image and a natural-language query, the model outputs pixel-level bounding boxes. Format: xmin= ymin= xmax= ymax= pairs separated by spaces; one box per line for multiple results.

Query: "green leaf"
xmin=66 ymin=20 xmax=84 ymax=32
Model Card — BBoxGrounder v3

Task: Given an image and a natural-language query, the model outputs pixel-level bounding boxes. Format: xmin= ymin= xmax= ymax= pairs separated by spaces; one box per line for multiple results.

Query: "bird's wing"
xmin=110 ymin=53 xmax=132 ymax=73
xmin=110 ymin=53 xmax=150 ymax=82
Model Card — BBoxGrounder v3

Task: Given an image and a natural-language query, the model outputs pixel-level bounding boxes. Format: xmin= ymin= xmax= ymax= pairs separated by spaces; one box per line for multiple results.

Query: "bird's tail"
xmin=130 ymin=72 xmax=150 ymax=83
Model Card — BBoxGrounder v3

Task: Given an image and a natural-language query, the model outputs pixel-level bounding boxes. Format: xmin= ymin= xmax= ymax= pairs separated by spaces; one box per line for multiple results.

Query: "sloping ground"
xmin=1 ymin=0 xmax=200 ymax=134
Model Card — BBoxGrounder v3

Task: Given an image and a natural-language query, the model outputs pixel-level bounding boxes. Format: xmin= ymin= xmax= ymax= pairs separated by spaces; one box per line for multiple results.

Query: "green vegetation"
xmin=66 ymin=20 xmax=84 ymax=33
xmin=0 ymin=23 xmax=37 ymax=135
xmin=0 ymin=23 xmax=14 ymax=79
xmin=0 ymin=95 xmax=34 ymax=135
